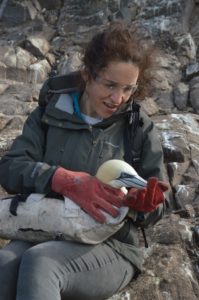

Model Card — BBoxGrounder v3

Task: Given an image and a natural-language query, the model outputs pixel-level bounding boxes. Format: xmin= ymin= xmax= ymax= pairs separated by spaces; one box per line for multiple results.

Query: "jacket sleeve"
xmin=135 ymin=110 xmax=167 ymax=182
xmin=133 ymin=109 xmax=169 ymax=227
xmin=0 ymin=107 xmax=57 ymax=194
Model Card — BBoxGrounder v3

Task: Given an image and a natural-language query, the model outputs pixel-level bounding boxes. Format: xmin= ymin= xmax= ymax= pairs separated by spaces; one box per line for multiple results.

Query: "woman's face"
xmin=81 ymin=61 xmax=139 ymax=119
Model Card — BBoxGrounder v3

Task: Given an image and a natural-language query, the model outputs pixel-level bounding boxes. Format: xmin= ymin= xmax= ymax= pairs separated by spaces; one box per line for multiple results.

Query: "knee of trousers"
xmin=0 ymin=250 xmax=17 ymax=265
xmin=19 ymin=246 xmax=64 ymax=287
xmin=0 ymin=240 xmax=32 ymax=264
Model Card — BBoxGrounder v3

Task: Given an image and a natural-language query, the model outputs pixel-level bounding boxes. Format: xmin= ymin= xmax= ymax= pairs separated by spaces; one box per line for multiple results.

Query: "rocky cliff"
xmin=0 ymin=1 xmax=199 ymax=299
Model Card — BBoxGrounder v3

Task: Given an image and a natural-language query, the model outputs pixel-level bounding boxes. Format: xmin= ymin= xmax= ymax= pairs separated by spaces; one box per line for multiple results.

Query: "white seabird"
xmin=0 ymin=159 xmax=146 ymax=244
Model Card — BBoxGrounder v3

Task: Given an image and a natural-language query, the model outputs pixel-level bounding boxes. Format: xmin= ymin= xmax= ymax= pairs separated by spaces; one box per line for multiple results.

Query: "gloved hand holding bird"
xmin=52 ymin=159 xmax=168 ymax=222
xmin=0 ymin=159 xmax=169 ymax=244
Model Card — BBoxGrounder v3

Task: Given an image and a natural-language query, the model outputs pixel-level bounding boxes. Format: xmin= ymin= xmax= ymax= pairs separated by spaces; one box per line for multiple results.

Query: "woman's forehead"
xmin=100 ymin=61 xmax=139 ymax=83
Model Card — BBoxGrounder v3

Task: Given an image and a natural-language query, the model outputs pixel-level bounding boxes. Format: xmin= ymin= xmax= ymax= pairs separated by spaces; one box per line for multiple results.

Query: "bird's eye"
xmin=119 ymin=172 xmax=135 ymax=179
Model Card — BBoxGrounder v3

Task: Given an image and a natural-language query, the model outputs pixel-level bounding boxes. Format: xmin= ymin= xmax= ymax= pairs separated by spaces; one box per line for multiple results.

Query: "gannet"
xmin=0 ymin=159 xmax=146 ymax=244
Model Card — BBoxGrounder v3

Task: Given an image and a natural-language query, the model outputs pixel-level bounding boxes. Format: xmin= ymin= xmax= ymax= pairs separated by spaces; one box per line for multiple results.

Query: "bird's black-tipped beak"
xmin=113 ymin=172 xmax=147 ymax=189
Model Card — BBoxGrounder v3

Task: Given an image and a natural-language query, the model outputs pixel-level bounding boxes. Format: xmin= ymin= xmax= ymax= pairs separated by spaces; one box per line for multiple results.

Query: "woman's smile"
xmin=103 ymin=100 xmax=119 ymax=111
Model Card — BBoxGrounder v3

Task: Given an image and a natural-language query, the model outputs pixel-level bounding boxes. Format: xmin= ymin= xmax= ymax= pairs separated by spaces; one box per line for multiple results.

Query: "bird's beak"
xmin=109 ymin=171 xmax=147 ymax=189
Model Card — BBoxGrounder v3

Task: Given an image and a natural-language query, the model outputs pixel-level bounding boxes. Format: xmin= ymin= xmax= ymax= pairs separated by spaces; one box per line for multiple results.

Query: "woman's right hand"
xmin=51 ymin=167 xmax=125 ymax=223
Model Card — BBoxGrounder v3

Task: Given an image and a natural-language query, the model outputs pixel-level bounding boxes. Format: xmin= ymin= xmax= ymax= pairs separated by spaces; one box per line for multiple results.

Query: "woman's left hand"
xmin=122 ymin=177 xmax=169 ymax=213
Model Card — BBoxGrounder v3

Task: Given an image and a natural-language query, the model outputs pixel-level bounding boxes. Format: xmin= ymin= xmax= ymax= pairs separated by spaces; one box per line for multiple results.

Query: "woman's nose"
xmin=110 ymin=89 xmax=124 ymax=104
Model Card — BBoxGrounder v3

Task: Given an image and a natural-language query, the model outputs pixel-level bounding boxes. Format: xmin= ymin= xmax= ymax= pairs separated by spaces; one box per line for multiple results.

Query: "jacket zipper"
xmin=88 ymin=125 xmax=96 ymax=145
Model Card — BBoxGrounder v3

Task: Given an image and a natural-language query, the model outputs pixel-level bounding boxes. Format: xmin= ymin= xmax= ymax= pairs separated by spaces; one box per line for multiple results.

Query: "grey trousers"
xmin=0 ymin=240 xmax=135 ymax=300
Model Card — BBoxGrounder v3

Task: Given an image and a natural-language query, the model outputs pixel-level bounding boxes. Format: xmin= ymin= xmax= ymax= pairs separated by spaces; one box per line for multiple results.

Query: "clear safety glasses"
xmin=92 ymin=71 xmax=138 ymax=97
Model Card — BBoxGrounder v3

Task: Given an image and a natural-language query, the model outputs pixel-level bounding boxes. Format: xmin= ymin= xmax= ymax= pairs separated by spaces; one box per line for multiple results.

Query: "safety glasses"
xmin=92 ymin=71 xmax=138 ymax=96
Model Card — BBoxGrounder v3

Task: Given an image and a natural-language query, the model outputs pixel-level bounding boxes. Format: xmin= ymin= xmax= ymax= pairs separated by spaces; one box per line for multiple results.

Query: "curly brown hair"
xmin=81 ymin=21 xmax=157 ymax=100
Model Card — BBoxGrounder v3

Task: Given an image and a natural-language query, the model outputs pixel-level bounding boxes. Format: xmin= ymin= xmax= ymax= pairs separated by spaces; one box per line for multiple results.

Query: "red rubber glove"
xmin=51 ymin=167 xmax=125 ymax=223
xmin=123 ymin=177 xmax=169 ymax=213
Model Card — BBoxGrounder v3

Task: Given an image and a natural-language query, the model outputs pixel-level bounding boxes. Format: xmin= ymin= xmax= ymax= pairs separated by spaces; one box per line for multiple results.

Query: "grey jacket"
xmin=0 ymin=76 xmax=167 ymax=271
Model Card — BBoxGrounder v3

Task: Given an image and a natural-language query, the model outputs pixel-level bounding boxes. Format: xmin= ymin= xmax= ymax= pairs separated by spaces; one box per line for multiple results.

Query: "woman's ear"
xmin=81 ymin=67 xmax=91 ymax=82
xmin=81 ymin=68 xmax=89 ymax=82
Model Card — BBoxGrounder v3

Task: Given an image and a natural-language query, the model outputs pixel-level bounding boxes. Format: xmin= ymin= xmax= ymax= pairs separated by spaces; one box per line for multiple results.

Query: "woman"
xmin=0 ymin=21 xmax=168 ymax=300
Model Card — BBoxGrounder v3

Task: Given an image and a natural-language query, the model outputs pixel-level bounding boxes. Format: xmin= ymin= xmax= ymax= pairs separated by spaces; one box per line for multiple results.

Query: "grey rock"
xmin=57 ymin=0 xmax=109 ymax=38
xmin=133 ymin=0 xmax=195 ymax=37
xmin=185 ymin=61 xmax=199 ymax=80
xmin=57 ymin=51 xmax=82 ymax=75
xmin=167 ymin=161 xmax=190 ymax=187
xmin=174 ymin=33 xmax=197 ymax=66
xmin=0 ymin=82 xmax=9 ymax=95
xmin=155 ymin=91 xmax=175 ymax=113
xmin=1 ymin=1 xmax=36 ymax=25
xmin=109 ymin=214 xmax=199 ymax=300
xmin=140 ymin=97 xmax=159 ymax=116
xmin=175 ymin=184 xmax=196 ymax=209
xmin=20 ymin=36 xmax=50 ymax=59
xmin=37 ymin=0 xmax=62 ymax=10
xmin=174 ymin=82 xmax=189 ymax=110
xmin=189 ymin=76 xmax=199 ymax=113
xmin=28 ymin=59 xmax=51 ymax=84
xmin=108 ymin=0 xmax=121 ymax=13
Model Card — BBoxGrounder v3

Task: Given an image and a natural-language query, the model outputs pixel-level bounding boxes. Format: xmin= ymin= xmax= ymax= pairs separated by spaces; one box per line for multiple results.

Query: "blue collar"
xmin=70 ymin=92 xmax=84 ymax=120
